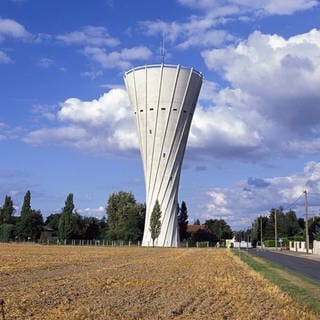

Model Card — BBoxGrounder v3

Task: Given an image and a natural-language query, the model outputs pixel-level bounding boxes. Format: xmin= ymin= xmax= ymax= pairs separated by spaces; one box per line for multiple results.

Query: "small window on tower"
xmin=149 ymin=129 xmax=152 ymax=134
xmin=163 ymin=153 xmax=166 ymax=158
xmin=173 ymin=108 xmax=177 ymax=111
xmin=140 ymin=109 xmax=144 ymax=112
xmin=161 ymin=107 xmax=166 ymax=110
xmin=149 ymin=108 xmax=154 ymax=111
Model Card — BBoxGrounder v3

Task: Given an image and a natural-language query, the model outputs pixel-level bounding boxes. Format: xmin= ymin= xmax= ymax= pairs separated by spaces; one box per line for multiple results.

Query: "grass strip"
xmin=236 ymin=250 xmax=320 ymax=316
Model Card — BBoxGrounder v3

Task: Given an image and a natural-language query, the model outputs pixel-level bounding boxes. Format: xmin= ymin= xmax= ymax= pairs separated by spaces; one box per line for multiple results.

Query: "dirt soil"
xmin=0 ymin=244 xmax=317 ymax=320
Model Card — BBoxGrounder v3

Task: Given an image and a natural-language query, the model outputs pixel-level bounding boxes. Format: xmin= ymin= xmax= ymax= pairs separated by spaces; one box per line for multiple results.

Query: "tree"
xmin=309 ymin=217 xmax=320 ymax=242
xmin=205 ymin=219 xmax=233 ymax=240
xmin=45 ymin=213 xmax=61 ymax=232
xmin=58 ymin=193 xmax=74 ymax=241
xmin=251 ymin=216 xmax=268 ymax=245
xmin=284 ymin=210 xmax=300 ymax=237
xmin=298 ymin=218 xmax=305 ymax=230
xmin=17 ymin=191 xmax=44 ymax=241
xmin=150 ymin=200 xmax=162 ymax=247
xmin=194 ymin=219 xmax=201 ymax=225
xmin=0 ymin=195 xmax=14 ymax=224
xmin=70 ymin=211 xmax=86 ymax=239
xmin=0 ymin=224 xmax=15 ymax=242
xmin=21 ymin=190 xmax=31 ymax=218
xmin=178 ymin=201 xmax=188 ymax=241
xmin=106 ymin=191 xmax=144 ymax=241
xmin=189 ymin=229 xmax=215 ymax=243
xmin=83 ymin=217 xmax=101 ymax=239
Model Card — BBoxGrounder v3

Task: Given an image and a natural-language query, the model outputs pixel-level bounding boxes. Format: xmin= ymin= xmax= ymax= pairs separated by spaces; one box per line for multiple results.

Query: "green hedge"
xmin=263 ymin=238 xmax=290 ymax=247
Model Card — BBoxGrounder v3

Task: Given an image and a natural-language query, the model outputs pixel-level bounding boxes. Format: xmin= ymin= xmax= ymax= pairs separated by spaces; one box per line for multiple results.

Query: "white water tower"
xmin=124 ymin=64 xmax=202 ymax=247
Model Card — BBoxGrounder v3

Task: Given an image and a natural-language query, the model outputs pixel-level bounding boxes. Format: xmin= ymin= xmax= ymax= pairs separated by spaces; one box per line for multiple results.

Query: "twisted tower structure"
xmin=124 ymin=64 xmax=202 ymax=247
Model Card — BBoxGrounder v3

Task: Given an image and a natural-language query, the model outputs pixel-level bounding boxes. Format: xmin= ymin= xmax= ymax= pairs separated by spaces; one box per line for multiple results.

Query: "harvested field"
xmin=0 ymin=244 xmax=316 ymax=319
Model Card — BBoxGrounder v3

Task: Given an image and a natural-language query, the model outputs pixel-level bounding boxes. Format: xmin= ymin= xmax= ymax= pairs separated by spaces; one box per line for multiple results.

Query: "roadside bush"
xmin=263 ymin=239 xmax=275 ymax=247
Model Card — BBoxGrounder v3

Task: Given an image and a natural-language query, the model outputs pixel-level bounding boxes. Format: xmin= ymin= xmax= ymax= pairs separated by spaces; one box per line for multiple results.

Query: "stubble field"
xmin=0 ymin=244 xmax=316 ymax=320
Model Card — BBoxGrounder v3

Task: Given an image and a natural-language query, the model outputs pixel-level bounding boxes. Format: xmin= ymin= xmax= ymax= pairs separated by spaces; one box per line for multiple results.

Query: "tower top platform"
xmin=124 ymin=64 xmax=203 ymax=79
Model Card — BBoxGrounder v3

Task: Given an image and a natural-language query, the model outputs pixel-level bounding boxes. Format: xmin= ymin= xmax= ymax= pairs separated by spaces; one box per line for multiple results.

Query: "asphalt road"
xmin=249 ymin=249 xmax=320 ymax=282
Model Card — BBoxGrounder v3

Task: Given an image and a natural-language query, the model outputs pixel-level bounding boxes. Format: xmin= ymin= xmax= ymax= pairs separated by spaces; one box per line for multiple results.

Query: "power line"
xmin=280 ymin=192 xmax=305 ymax=212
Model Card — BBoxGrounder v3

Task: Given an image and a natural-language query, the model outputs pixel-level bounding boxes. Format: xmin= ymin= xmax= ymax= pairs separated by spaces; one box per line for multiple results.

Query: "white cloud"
xmin=140 ymin=16 xmax=235 ymax=49
xmin=141 ymin=0 xmax=318 ymax=51
xmin=178 ymin=0 xmax=318 ymax=15
xmin=190 ymin=95 xmax=262 ymax=151
xmin=38 ymin=57 xmax=55 ymax=68
xmin=78 ymin=206 xmax=105 ymax=219
xmin=58 ymin=88 xmax=130 ymax=126
xmin=81 ymin=70 xmax=103 ymax=79
xmin=56 ymin=26 xmax=120 ymax=47
xmin=32 ymin=105 xmax=57 ymax=121
xmin=194 ymin=29 xmax=320 ymax=160
xmin=0 ymin=18 xmax=31 ymax=42
xmin=24 ymin=89 xmax=138 ymax=154
xmin=0 ymin=50 xmax=12 ymax=63
xmin=83 ymin=46 xmax=152 ymax=70
xmin=21 ymin=29 xmax=320 ymax=162
xmin=10 ymin=0 xmax=27 ymax=3
xmin=0 ymin=122 xmax=23 ymax=140
xmin=23 ymin=126 xmax=88 ymax=145
xmin=202 ymin=161 xmax=320 ymax=229
xmin=55 ymin=26 xmax=151 ymax=70
xmin=177 ymin=29 xmax=235 ymax=49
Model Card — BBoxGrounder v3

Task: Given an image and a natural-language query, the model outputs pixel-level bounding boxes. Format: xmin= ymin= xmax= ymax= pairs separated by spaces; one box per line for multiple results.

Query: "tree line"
xmin=238 ymin=207 xmax=320 ymax=247
xmin=0 ymin=190 xmax=234 ymax=245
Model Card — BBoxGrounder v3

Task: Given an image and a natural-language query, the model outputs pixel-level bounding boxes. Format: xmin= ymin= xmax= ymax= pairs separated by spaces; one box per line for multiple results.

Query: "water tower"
xmin=124 ymin=64 xmax=202 ymax=247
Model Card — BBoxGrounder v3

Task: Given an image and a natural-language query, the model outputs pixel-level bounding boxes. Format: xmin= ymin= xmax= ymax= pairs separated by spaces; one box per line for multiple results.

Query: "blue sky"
xmin=1 ymin=0 xmax=320 ymax=229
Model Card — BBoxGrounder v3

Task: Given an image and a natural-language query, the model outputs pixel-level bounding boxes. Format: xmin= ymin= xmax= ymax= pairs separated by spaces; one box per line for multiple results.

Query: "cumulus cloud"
xmin=22 ymin=29 xmax=320 ymax=162
xmin=191 ymin=29 xmax=320 ymax=160
xmin=24 ymin=89 xmax=138 ymax=154
xmin=58 ymin=89 xmax=130 ymax=126
xmin=201 ymin=161 xmax=320 ymax=229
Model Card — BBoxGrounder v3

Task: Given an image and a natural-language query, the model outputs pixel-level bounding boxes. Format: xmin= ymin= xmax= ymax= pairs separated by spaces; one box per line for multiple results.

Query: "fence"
xmin=37 ymin=238 xmax=223 ymax=248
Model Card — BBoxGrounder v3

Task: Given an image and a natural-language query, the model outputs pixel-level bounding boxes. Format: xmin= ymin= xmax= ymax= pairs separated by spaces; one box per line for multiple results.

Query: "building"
xmin=187 ymin=224 xmax=206 ymax=233
xmin=124 ymin=64 xmax=203 ymax=247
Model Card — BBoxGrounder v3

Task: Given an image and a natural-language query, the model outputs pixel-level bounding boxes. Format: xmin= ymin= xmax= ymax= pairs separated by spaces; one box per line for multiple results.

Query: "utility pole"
xmin=274 ymin=209 xmax=278 ymax=250
xmin=304 ymin=190 xmax=309 ymax=254
xmin=260 ymin=216 xmax=263 ymax=249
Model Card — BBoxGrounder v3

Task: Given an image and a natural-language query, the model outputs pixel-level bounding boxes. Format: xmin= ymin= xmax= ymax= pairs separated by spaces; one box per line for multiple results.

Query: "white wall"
xmin=313 ymin=240 xmax=320 ymax=255
xmin=289 ymin=241 xmax=312 ymax=253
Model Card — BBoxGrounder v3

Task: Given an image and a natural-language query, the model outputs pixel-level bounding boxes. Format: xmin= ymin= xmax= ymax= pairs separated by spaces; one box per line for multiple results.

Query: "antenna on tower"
xmin=160 ymin=32 xmax=165 ymax=64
